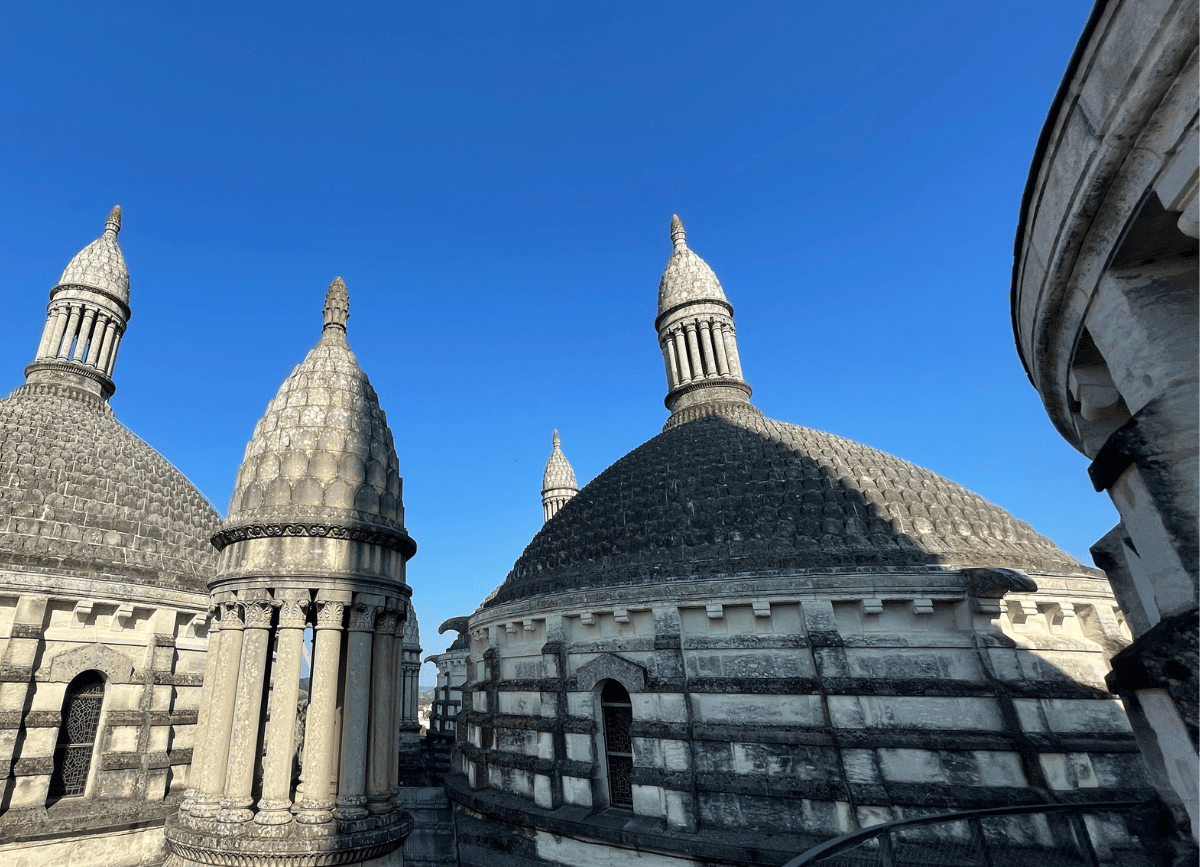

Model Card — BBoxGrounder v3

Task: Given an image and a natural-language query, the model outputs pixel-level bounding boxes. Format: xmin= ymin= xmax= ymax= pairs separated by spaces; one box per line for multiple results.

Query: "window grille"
xmin=49 ymin=671 xmax=105 ymax=798
xmin=600 ymin=680 xmax=633 ymax=808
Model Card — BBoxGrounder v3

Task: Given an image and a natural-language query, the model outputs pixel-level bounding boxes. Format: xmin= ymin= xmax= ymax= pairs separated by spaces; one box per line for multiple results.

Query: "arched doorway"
xmin=49 ymin=670 xmax=106 ymax=799
xmin=600 ymin=679 xmax=633 ymax=807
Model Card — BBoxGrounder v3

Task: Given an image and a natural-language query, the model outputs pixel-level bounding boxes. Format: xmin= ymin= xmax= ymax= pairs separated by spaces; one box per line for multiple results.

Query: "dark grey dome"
xmin=491 ymin=411 xmax=1089 ymax=606
xmin=0 ymin=381 xmax=220 ymax=591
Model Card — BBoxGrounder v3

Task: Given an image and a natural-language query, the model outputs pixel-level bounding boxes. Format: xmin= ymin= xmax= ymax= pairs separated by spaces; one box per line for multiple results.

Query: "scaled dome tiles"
xmin=493 ymin=412 xmax=1090 ymax=605
xmin=57 ymin=206 xmax=130 ymax=304
xmin=221 ymin=327 xmax=410 ymax=547
xmin=0 ymin=384 xmax=220 ymax=590
xmin=657 ymin=218 xmax=728 ymax=315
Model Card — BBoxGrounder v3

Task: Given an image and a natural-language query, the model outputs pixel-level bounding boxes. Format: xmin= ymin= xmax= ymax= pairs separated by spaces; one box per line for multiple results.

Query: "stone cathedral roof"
xmin=218 ymin=278 xmax=415 ymax=558
xmin=490 ymin=412 xmax=1089 ymax=605
xmin=57 ymin=206 xmax=130 ymax=304
xmin=0 ymin=382 xmax=220 ymax=590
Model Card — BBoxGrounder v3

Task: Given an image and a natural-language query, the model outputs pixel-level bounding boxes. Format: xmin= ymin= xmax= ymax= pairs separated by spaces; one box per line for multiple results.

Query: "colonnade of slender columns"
xmin=181 ymin=588 xmax=407 ymax=836
xmin=661 ymin=317 xmax=742 ymax=389
xmin=34 ymin=300 xmax=124 ymax=377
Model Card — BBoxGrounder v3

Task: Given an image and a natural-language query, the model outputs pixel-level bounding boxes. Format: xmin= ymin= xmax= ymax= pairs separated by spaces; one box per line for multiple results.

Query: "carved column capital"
xmin=220 ymin=600 xmax=245 ymax=631
xmin=376 ymin=609 xmax=399 ymax=637
xmin=277 ymin=596 xmax=310 ymax=629
xmin=315 ymin=599 xmax=345 ymax=630
xmin=240 ymin=599 xmax=274 ymax=629
xmin=348 ymin=602 xmax=380 ymax=633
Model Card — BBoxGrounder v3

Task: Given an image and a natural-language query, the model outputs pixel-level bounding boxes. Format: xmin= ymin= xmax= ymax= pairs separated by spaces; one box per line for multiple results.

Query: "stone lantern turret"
xmin=166 ymin=278 xmax=415 ymax=866
xmin=25 ymin=206 xmax=130 ymax=400
xmin=541 ymin=429 xmax=578 ymax=521
xmin=656 ymin=216 xmax=756 ymax=429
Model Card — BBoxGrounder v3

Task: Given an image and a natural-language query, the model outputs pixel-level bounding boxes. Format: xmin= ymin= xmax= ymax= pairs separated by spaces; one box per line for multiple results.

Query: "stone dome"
xmin=0 ymin=381 xmax=220 ymax=590
xmin=56 ymin=206 xmax=130 ymax=304
xmin=490 ymin=411 xmax=1090 ymax=606
xmin=542 ymin=431 xmax=577 ymax=492
xmin=219 ymin=285 xmax=414 ymax=557
xmin=657 ymin=215 xmax=728 ymax=316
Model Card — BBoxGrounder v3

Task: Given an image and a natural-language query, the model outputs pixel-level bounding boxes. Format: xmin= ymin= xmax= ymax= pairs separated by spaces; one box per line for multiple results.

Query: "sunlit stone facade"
xmin=447 ymin=219 xmax=1153 ymax=866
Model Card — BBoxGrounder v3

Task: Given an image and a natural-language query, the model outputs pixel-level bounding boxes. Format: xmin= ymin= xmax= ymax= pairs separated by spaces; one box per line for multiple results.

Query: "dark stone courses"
xmin=491 ymin=414 xmax=1090 ymax=606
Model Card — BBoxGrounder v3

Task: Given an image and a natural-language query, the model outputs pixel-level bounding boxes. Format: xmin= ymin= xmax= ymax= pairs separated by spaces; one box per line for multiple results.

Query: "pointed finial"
xmin=552 ymin=429 xmax=561 ymax=449
xmin=322 ymin=276 xmax=350 ymax=334
xmin=670 ymin=214 xmax=686 ymax=249
xmin=104 ymin=205 xmax=122 ymax=239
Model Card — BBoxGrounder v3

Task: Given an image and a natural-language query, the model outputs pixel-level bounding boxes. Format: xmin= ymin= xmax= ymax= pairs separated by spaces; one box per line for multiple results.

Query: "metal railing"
xmin=784 ymin=801 xmax=1169 ymax=867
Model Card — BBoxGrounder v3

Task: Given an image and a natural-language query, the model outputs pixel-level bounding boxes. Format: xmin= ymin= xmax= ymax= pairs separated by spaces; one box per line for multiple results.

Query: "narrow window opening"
xmin=49 ymin=671 xmax=106 ymax=800
xmin=600 ymin=680 xmax=633 ymax=808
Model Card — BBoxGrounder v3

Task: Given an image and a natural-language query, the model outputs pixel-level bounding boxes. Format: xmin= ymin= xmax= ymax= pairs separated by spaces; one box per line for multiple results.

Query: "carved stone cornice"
xmin=22 ymin=360 xmax=115 ymax=397
xmin=211 ymin=521 xmax=416 ymax=559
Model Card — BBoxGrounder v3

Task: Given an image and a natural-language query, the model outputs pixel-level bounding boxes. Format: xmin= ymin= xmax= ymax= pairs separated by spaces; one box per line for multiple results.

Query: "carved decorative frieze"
xmin=210 ymin=521 xmax=416 ymax=557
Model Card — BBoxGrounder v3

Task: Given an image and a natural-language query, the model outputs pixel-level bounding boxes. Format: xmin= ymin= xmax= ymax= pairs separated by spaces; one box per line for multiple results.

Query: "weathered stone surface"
xmin=0 ymin=383 xmax=220 ymax=590
xmin=494 ymin=413 xmax=1091 ymax=606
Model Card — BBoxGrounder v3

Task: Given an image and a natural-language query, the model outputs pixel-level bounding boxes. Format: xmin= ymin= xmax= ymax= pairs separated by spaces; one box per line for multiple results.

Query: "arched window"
xmin=49 ymin=671 xmax=106 ymax=798
xmin=600 ymin=680 xmax=633 ymax=807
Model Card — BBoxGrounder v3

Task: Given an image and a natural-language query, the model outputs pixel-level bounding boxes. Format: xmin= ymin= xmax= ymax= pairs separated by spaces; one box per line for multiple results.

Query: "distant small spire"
xmin=552 ymin=429 xmax=561 ymax=448
xmin=542 ymin=428 xmax=579 ymax=522
xmin=323 ymin=276 xmax=350 ymax=334
xmin=670 ymin=214 xmax=686 ymax=249
xmin=104 ymin=205 xmax=122 ymax=239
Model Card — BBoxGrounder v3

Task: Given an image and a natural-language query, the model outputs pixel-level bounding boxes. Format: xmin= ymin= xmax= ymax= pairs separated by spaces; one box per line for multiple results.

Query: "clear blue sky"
xmin=1 ymin=2 xmax=1111 ymax=684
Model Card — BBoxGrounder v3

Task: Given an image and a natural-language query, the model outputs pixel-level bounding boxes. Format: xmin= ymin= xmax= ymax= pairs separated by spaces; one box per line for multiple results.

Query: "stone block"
xmin=631 ymin=783 xmax=664 ymax=818
xmin=692 ymin=693 xmax=822 ymax=726
xmin=562 ymin=775 xmax=591 ymax=807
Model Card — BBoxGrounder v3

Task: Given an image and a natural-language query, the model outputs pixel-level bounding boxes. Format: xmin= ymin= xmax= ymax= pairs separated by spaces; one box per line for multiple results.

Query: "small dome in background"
xmin=542 ymin=430 xmax=578 ymax=492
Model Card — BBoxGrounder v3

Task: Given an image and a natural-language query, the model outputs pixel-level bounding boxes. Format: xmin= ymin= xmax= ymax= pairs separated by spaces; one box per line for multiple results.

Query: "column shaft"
xmin=389 ymin=618 xmax=405 ymax=792
xmin=334 ymin=602 xmax=376 ymax=821
xmin=57 ymin=305 xmax=81 ymax=359
xmin=672 ymin=329 xmax=691 ymax=382
xmin=712 ymin=319 xmax=731 ymax=375
xmin=104 ymin=333 xmax=122 ymax=376
xmin=84 ymin=313 xmax=108 ymax=366
xmin=296 ymin=599 xmax=345 ymax=825
xmin=256 ymin=596 xmax=308 ymax=826
xmin=218 ymin=598 xmax=273 ymax=824
xmin=71 ymin=308 xmax=97 ymax=362
xmin=366 ymin=610 xmax=397 ymax=813
xmin=699 ymin=321 xmax=718 ymax=377
xmin=96 ymin=320 xmax=118 ymax=374
xmin=722 ymin=324 xmax=744 ymax=378
xmin=684 ymin=324 xmax=702 ymax=382
xmin=36 ymin=305 xmax=67 ymax=360
xmin=662 ymin=339 xmax=678 ymax=390
xmin=188 ymin=603 xmax=244 ymax=818
xmin=182 ymin=610 xmax=221 ymax=811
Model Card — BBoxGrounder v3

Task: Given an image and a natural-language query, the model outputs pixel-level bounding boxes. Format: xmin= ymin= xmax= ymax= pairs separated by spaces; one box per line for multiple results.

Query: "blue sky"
xmin=1 ymin=2 xmax=1111 ymax=683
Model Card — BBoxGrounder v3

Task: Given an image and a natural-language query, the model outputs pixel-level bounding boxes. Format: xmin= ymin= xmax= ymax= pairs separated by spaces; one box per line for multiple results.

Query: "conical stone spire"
xmin=24 ymin=206 xmax=132 ymax=400
xmin=656 ymin=216 xmax=756 ymax=429
xmin=541 ymin=429 xmax=579 ymax=522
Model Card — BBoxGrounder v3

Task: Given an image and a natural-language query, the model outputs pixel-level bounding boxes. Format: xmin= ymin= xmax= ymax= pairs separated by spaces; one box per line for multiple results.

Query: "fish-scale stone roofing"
xmin=657 ymin=216 xmax=728 ymax=316
xmin=0 ymin=382 xmax=220 ymax=590
xmin=543 ymin=431 xmax=578 ymax=491
xmin=490 ymin=412 xmax=1090 ymax=606
xmin=223 ymin=330 xmax=410 ymax=545
xmin=57 ymin=206 xmax=130 ymax=304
